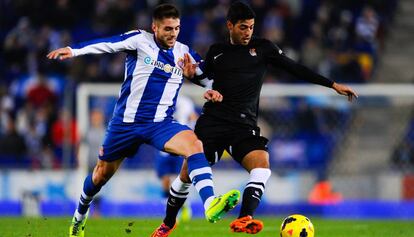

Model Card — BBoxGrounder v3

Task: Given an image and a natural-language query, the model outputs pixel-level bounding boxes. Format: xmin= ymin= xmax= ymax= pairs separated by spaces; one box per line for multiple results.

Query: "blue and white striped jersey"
xmin=70 ymin=29 xmax=204 ymax=123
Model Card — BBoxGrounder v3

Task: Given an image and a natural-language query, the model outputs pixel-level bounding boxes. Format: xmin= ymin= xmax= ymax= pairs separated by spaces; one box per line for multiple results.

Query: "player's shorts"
xmin=155 ymin=151 xmax=183 ymax=178
xmin=99 ymin=119 xmax=190 ymax=162
xmin=194 ymin=114 xmax=268 ymax=165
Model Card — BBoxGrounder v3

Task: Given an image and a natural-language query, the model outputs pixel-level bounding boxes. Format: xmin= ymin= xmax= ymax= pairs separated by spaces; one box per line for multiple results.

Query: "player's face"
xmin=152 ymin=18 xmax=180 ymax=49
xmin=227 ymin=19 xmax=255 ymax=45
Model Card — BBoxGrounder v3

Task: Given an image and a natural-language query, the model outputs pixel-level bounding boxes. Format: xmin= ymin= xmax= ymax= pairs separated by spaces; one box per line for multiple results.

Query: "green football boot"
xmin=205 ymin=189 xmax=240 ymax=223
xmin=69 ymin=213 xmax=88 ymax=237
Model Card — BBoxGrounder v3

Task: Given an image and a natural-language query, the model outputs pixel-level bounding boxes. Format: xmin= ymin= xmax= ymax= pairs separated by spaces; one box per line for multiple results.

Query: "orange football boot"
xmin=230 ymin=215 xmax=263 ymax=234
xmin=150 ymin=223 xmax=176 ymax=237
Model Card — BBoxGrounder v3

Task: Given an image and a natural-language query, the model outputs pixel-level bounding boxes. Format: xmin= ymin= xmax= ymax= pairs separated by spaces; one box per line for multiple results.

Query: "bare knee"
xmin=193 ymin=139 xmax=204 ymax=153
xmin=255 ymin=158 xmax=270 ymax=169
xmin=242 ymin=150 xmax=270 ymax=171
xmin=183 ymin=139 xmax=204 ymax=158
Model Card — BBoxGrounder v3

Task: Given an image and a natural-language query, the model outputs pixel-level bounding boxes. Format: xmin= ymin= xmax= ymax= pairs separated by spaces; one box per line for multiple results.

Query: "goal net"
xmin=76 ymin=83 xmax=414 ymax=204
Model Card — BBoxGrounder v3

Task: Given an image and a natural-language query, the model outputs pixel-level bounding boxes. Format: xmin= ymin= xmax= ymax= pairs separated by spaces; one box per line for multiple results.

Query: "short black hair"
xmin=153 ymin=4 xmax=180 ymax=21
xmin=227 ymin=1 xmax=256 ymax=24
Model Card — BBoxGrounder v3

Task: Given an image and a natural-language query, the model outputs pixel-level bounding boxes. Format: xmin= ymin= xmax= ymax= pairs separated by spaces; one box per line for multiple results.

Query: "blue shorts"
xmin=155 ymin=151 xmax=183 ymax=178
xmin=99 ymin=120 xmax=190 ymax=162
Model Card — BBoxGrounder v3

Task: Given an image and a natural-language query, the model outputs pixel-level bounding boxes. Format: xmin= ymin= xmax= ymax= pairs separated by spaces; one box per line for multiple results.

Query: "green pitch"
xmin=0 ymin=217 xmax=413 ymax=237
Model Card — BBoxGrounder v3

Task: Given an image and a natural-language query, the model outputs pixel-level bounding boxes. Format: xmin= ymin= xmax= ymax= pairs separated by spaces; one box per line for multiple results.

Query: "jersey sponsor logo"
xmin=249 ymin=48 xmax=257 ymax=56
xmin=213 ymin=52 xmax=223 ymax=60
xmin=144 ymin=56 xmax=183 ymax=76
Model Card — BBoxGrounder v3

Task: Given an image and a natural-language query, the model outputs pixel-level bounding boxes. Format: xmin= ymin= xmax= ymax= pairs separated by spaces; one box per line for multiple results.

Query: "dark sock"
xmin=238 ymin=168 xmax=271 ymax=218
xmin=239 ymin=184 xmax=264 ymax=218
xmin=163 ymin=187 xmax=188 ymax=228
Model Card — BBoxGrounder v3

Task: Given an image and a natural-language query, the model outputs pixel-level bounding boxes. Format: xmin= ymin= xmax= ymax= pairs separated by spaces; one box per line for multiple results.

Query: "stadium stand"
xmin=0 ymin=0 xmax=399 ymax=170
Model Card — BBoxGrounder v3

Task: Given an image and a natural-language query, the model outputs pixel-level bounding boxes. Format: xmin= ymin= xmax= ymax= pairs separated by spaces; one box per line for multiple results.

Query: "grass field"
xmin=0 ymin=216 xmax=413 ymax=237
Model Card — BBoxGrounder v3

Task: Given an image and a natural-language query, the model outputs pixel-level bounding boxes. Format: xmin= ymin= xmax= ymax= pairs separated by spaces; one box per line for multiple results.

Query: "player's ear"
xmin=151 ymin=21 xmax=157 ymax=33
xmin=226 ymin=20 xmax=233 ymax=31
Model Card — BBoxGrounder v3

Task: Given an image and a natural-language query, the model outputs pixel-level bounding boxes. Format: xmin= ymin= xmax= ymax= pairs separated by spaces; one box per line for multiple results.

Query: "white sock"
xmin=204 ymin=196 xmax=215 ymax=211
xmin=74 ymin=209 xmax=87 ymax=221
xmin=246 ymin=168 xmax=271 ymax=191
xmin=170 ymin=176 xmax=191 ymax=195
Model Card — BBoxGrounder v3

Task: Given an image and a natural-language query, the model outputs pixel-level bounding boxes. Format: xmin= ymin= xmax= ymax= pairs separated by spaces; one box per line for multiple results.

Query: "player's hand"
xmin=46 ymin=47 xmax=73 ymax=61
xmin=332 ymin=82 xmax=358 ymax=102
xmin=204 ymin=89 xmax=223 ymax=102
xmin=181 ymin=53 xmax=197 ymax=79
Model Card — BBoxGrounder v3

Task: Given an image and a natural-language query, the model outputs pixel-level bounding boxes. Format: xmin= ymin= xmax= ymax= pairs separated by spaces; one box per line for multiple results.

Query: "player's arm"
xmin=265 ymin=41 xmax=357 ymax=101
xmin=46 ymin=30 xmax=141 ymax=60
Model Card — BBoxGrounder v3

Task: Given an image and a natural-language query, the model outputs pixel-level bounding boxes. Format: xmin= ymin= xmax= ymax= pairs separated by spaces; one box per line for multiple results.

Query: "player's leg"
xmin=70 ymin=159 xmax=124 ymax=237
xmin=172 ymin=156 xmax=192 ymax=223
xmin=229 ymin=136 xmax=271 ymax=234
xmin=239 ymin=150 xmax=270 ymax=218
xmin=150 ymin=121 xmax=238 ymax=236
xmin=154 ymin=151 xmax=191 ymax=226
xmin=163 ymin=130 xmax=240 ymax=222
xmin=70 ymin=122 xmax=141 ymax=237
xmin=165 ymin=160 xmax=191 ymax=225
xmin=152 ymin=161 xmax=191 ymax=237
xmin=160 ymin=136 xmax=224 ymax=230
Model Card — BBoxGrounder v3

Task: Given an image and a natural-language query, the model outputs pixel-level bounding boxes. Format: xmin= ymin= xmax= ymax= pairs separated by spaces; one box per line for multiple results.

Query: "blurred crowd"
xmin=0 ymin=0 xmax=399 ymax=169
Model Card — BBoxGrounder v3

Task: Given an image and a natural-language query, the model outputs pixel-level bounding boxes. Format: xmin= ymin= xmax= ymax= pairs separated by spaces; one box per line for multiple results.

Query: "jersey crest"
xmin=249 ymin=48 xmax=257 ymax=56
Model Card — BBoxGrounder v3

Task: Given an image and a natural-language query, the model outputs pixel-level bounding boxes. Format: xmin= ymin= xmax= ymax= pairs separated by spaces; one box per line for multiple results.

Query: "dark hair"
xmin=227 ymin=1 xmax=256 ymax=24
xmin=153 ymin=4 xmax=180 ymax=21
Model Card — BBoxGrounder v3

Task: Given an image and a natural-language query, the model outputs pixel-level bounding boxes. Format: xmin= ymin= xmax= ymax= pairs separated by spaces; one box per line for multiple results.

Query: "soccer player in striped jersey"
xmin=47 ymin=4 xmax=239 ymax=237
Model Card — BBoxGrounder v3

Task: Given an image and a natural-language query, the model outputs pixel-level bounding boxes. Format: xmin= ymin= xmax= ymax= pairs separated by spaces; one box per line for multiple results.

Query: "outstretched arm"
xmin=265 ymin=41 xmax=357 ymax=101
xmin=47 ymin=30 xmax=141 ymax=60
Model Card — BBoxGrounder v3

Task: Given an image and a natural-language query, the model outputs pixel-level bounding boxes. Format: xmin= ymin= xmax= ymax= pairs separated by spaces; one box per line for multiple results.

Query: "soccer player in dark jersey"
xmin=152 ymin=1 xmax=357 ymax=236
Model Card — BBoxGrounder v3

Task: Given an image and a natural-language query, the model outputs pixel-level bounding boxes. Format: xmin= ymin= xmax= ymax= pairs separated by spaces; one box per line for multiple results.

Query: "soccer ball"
xmin=280 ymin=214 xmax=314 ymax=237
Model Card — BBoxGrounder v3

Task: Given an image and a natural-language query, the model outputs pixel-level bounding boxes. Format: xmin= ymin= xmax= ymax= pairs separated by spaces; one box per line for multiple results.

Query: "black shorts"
xmin=195 ymin=114 xmax=269 ymax=165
